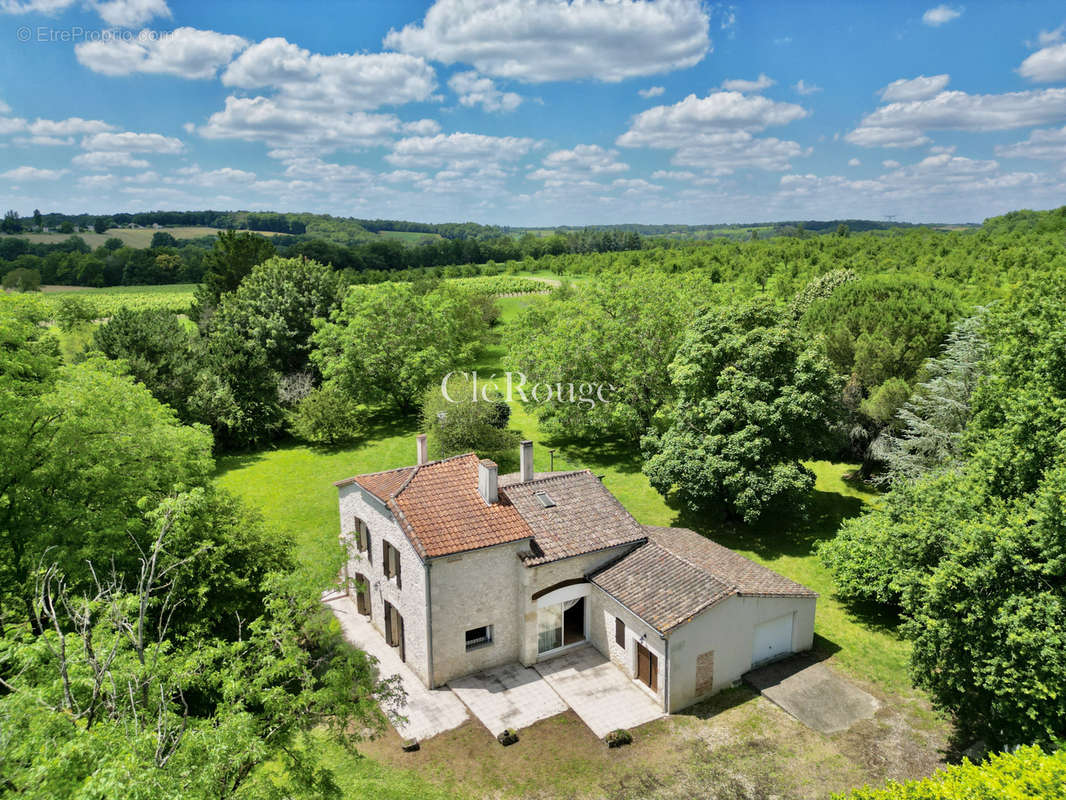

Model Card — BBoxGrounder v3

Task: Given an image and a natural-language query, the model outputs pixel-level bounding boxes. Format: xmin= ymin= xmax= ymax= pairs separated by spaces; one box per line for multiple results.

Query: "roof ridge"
xmin=499 ymin=469 xmax=590 ymax=492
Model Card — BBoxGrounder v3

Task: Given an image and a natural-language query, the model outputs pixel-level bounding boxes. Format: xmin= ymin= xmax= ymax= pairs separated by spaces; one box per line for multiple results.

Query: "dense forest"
xmin=1 ymin=204 xmax=1065 ymax=797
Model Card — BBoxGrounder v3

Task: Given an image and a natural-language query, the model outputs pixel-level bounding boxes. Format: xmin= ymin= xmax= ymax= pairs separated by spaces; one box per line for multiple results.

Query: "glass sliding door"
xmin=537 ymin=597 xmax=586 ymax=655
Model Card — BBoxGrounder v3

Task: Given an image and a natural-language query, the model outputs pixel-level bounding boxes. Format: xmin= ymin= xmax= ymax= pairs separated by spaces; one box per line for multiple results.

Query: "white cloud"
xmin=670 ymin=131 xmax=807 ymax=173
xmin=721 ymin=73 xmax=774 ymax=92
xmin=386 ymin=132 xmax=536 ymax=167
xmin=996 ymin=125 xmax=1066 ymax=160
xmin=90 ymin=0 xmax=170 ymax=27
xmin=639 ymin=86 xmax=665 ymax=99
xmin=72 ymin=150 xmax=150 ymax=169
xmin=197 ymin=95 xmax=420 ymax=152
xmin=165 ymin=165 xmax=257 ymax=186
xmin=848 ymin=157 xmax=861 ymax=166
xmin=0 ymin=117 xmax=26 ymax=134
xmin=1018 ymin=43 xmax=1066 ymax=83
xmin=1 ymin=165 xmax=68 ymax=180
xmin=847 ymin=88 xmax=1066 ymax=148
xmin=922 ymin=5 xmax=962 ymax=26
xmin=0 ymin=0 xmax=76 ymax=15
xmin=794 ymin=79 xmax=822 ymax=95
xmin=384 ymin=0 xmax=710 ymax=83
xmin=929 ymin=144 xmax=956 ymax=154
xmin=617 ymin=91 xmax=808 ymax=148
xmin=221 ymin=37 xmax=437 ymax=112
xmin=612 ymin=177 xmax=663 ymax=194
xmin=882 ymin=159 xmax=901 ymax=168
xmin=878 ymin=74 xmax=950 ymax=102
xmin=0 ymin=99 xmax=9 ymax=114
xmin=81 ymin=131 xmax=184 ymax=153
xmin=76 ymin=27 xmax=248 ymax=79
xmin=29 ymin=117 xmax=114 ymax=136
xmin=1036 ymin=25 xmax=1065 ymax=47
xmin=448 ymin=71 xmax=522 ymax=112
xmin=528 ymin=144 xmax=628 ymax=183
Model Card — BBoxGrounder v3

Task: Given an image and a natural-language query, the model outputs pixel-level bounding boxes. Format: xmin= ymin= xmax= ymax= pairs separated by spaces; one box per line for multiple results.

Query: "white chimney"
xmin=478 ymin=459 xmax=498 ymax=504
xmin=520 ymin=440 xmax=534 ymax=483
xmin=416 ymin=434 xmax=428 ymax=465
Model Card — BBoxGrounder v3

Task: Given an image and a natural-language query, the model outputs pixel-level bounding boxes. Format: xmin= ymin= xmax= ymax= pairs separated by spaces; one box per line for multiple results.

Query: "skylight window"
xmin=535 ymin=491 xmax=556 ymax=508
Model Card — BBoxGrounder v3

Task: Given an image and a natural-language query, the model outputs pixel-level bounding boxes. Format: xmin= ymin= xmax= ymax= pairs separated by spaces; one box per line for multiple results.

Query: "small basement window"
xmin=534 ymin=491 xmax=556 ymax=508
xmin=465 ymin=625 xmax=493 ymax=650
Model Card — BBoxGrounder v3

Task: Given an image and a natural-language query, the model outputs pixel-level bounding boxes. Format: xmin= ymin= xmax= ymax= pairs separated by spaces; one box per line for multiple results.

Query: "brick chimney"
xmin=520 ymin=440 xmax=534 ymax=483
xmin=478 ymin=458 xmax=498 ymax=504
xmin=416 ymin=434 xmax=428 ymax=465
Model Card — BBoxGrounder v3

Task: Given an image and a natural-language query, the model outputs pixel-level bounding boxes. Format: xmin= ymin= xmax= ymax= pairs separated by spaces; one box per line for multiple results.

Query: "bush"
xmin=53 ymin=295 xmax=98 ymax=331
xmin=605 ymin=729 xmax=633 ymax=748
xmin=834 ymin=746 xmax=1065 ymax=799
xmin=2 ymin=268 xmax=41 ymax=293
xmin=497 ymin=729 xmax=519 ymax=746
xmin=290 ymin=385 xmax=364 ymax=445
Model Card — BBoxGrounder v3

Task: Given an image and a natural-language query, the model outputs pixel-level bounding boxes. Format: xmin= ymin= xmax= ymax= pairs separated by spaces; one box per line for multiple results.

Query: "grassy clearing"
xmin=1 ymin=227 xmax=286 ymax=248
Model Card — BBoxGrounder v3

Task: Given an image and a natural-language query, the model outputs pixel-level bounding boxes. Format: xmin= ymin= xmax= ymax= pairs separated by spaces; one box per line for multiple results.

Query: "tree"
xmin=312 ymin=281 xmax=489 ymax=414
xmin=643 ymin=300 xmax=842 ymax=523
xmin=32 ymin=208 xmax=42 ymax=231
xmin=290 ymin=384 xmax=365 ymax=446
xmin=506 ymin=273 xmax=708 ymax=439
xmin=150 ymin=231 xmax=179 ymax=249
xmin=93 ymin=217 xmax=110 ymax=235
xmin=193 ymin=231 xmax=276 ymax=317
xmin=422 ymin=374 xmax=520 ymax=465
xmin=209 ymin=256 xmax=340 ymax=376
xmin=2 ymin=210 xmax=22 ymax=234
xmin=0 ymin=490 xmax=401 ymax=799
xmin=2 ymin=267 xmax=41 ymax=292
xmin=0 ymin=327 xmax=213 ymax=627
xmin=52 ymin=295 xmax=98 ymax=331
xmin=93 ymin=308 xmax=199 ymax=420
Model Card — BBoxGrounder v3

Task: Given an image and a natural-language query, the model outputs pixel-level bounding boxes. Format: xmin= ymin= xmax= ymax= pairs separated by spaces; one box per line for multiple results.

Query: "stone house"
xmin=334 ymin=437 xmax=817 ymax=713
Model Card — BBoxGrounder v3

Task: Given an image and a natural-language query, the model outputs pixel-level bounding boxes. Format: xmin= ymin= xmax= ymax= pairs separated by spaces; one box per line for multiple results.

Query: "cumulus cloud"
xmin=721 ymin=73 xmax=774 ymax=92
xmin=0 ymin=0 xmax=76 ymax=15
xmin=528 ymin=144 xmax=628 ymax=184
xmin=448 ymin=71 xmax=522 ymax=112
xmin=618 ymin=91 xmax=808 ymax=148
xmin=386 ymin=132 xmax=536 ymax=167
xmin=198 ymin=95 xmax=418 ymax=152
xmin=29 ymin=117 xmax=114 ymax=137
xmin=1035 ymin=25 xmax=1065 ymax=47
xmin=639 ymin=86 xmax=665 ymax=98
xmin=996 ymin=125 xmax=1066 ymax=159
xmin=222 ymin=37 xmax=437 ymax=111
xmin=847 ymin=88 xmax=1066 ymax=148
xmin=878 ymin=74 xmax=950 ymax=102
xmin=671 ymin=131 xmax=807 ymax=173
xmin=72 ymin=150 xmax=150 ymax=169
xmin=76 ymin=27 xmax=248 ymax=79
xmin=81 ymin=131 xmax=184 ymax=153
xmin=922 ymin=5 xmax=962 ymax=26
xmin=1 ymin=165 xmax=68 ymax=180
xmin=384 ymin=0 xmax=710 ymax=83
xmin=794 ymin=79 xmax=822 ymax=95
xmin=848 ymin=157 xmax=861 ymax=166
xmin=90 ymin=0 xmax=170 ymax=27
xmin=1018 ymin=43 xmax=1066 ymax=83
xmin=882 ymin=159 xmax=901 ymax=168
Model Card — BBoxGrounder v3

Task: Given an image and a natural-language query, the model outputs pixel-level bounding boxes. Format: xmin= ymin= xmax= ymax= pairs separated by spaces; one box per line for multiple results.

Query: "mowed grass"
xmin=215 ymin=291 xmax=939 ymax=798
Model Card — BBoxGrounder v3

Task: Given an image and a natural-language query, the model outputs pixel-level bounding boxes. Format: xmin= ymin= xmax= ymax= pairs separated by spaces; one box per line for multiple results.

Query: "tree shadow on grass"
xmin=538 ymin=431 xmax=645 ymax=475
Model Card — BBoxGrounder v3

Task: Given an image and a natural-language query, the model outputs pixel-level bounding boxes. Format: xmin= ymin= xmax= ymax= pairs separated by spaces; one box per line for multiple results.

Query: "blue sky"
xmin=2 ymin=0 xmax=1066 ymax=225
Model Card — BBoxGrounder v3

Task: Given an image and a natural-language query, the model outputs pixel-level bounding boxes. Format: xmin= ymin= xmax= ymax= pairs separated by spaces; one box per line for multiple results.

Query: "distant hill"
xmin=981 ymin=205 xmax=1066 ymax=234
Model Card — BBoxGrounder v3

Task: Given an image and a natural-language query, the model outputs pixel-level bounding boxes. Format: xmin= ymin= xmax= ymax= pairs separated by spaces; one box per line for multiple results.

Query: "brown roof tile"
xmin=500 ymin=471 xmax=648 ymax=565
xmin=589 ymin=526 xmax=817 ymax=634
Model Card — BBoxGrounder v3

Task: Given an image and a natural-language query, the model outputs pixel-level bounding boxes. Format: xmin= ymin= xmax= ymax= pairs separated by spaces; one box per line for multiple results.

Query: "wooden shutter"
xmin=397 ymin=613 xmax=405 ymax=662
xmin=615 ymin=617 xmax=625 ymax=648
xmin=384 ymin=601 xmax=393 ymax=645
xmin=637 ymin=643 xmax=649 ymax=686
xmin=394 ymin=545 xmax=402 ymax=589
xmin=649 ymin=650 xmax=658 ymax=690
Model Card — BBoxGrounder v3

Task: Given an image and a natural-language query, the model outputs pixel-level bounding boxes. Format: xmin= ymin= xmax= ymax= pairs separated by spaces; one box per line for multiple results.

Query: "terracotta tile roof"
xmin=499 ymin=471 xmax=648 ymax=565
xmin=645 ymin=527 xmax=818 ymax=600
xmin=589 ymin=526 xmax=817 ymax=634
xmin=339 ymin=454 xmax=533 ymax=560
xmin=589 ymin=541 xmax=733 ymax=632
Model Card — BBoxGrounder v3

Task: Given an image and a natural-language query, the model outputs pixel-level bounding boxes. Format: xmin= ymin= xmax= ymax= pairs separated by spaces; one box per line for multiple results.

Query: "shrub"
xmin=290 ymin=385 xmax=364 ymax=445
xmin=605 ymin=729 xmax=633 ymax=748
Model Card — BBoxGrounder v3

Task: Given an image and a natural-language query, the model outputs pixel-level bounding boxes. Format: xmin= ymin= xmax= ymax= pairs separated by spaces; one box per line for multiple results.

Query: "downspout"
xmin=663 ymin=633 xmax=670 ymax=713
xmin=425 ymin=559 xmax=434 ymax=687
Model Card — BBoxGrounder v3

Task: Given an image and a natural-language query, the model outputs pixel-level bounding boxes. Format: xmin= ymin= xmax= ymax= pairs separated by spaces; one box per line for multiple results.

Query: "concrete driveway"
xmin=744 ymin=654 xmax=880 ymax=735
xmin=449 ymin=662 xmax=568 ymax=736
xmin=534 ymin=645 xmax=665 ymax=738
xmin=325 ymin=593 xmax=469 ymax=741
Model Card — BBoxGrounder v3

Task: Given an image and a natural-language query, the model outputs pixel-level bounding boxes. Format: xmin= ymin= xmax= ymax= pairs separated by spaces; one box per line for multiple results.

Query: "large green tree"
xmin=422 ymin=373 xmax=520 ymax=465
xmin=312 ymin=281 xmax=489 ymax=414
xmin=193 ymin=231 xmax=276 ymax=317
xmin=643 ymin=300 xmax=842 ymax=523
xmin=506 ymin=273 xmax=709 ymax=440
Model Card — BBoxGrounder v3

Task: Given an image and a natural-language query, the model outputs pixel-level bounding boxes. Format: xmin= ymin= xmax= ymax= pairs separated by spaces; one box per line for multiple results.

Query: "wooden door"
xmin=636 ymin=643 xmax=658 ymax=690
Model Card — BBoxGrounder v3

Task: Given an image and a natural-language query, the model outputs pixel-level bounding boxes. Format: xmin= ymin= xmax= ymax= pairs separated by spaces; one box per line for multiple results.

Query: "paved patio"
xmin=534 ymin=644 xmax=665 ymax=738
xmin=449 ymin=662 xmax=568 ymax=736
xmin=744 ymin=654 xmax=881 ymax=734
xmin=325 ymin=593 xmax=469 ymax=741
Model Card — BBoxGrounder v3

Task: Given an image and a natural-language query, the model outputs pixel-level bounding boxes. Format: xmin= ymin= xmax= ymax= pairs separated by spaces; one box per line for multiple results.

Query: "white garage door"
xmin=752 ymin=613 xmax=794 ymax=666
